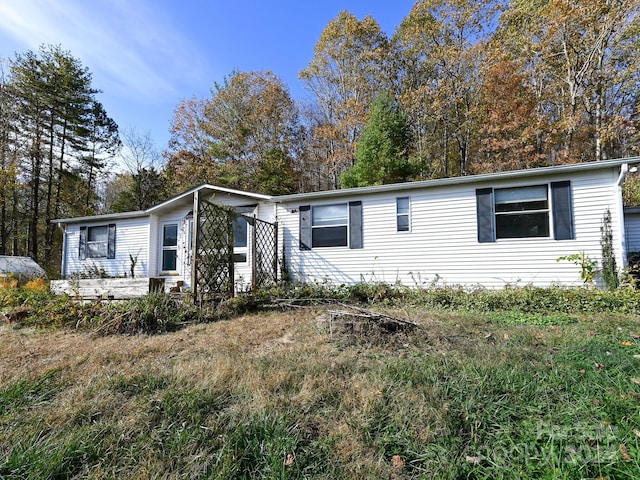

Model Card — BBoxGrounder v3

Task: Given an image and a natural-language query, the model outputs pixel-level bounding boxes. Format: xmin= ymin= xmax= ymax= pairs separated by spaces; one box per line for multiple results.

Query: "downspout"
xmin=616 ymin=163 xmax=636 ymax=269
xmin=616 ymin=163 xmax=629 ymax=187
xmin=56 ymin=222 xmax=67 ymax=278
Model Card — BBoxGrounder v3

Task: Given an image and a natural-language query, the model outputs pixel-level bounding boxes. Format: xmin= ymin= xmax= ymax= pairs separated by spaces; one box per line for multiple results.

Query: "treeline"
xmin=1 ymin=0 xmax=640 ymax=274
xmin=0 ymin=45 xmax=120 ymax=270
xmin=0 ymin=47 xmax=165 ymax=273
xmin=165 ymin=0 xmax=640 ymax=194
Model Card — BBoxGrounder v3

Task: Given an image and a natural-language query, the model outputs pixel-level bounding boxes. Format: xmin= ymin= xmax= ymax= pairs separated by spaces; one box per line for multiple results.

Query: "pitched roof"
xmin=52 ymin=157 xmax=640 ymax=223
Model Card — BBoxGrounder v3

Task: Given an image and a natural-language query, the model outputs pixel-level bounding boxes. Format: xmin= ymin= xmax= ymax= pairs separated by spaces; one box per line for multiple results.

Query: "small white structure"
xmin=0 ymin=256 xmax=46 ymax=283
xmin=51 ymin=157 xmax=640 ymax=297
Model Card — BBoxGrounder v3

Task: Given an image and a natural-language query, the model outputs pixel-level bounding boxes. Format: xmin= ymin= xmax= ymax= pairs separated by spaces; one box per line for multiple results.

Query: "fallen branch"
xmin=325 ymin=305 xmax=418 ymax=337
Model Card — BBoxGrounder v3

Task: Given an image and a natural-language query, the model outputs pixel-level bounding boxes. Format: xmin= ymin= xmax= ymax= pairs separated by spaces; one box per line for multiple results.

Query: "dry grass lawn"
xmin=1 ymin=305 xmax=639 ymax=479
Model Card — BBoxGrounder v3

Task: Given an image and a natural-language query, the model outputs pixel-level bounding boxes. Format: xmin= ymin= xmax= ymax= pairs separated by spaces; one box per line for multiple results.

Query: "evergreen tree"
xmin=255 ymin=149 xmax=299 ymax=195
xmin=5 ymin=45 xmax=118 ymax=268
xmin=340 ymin=93 xmax=413 ymax=188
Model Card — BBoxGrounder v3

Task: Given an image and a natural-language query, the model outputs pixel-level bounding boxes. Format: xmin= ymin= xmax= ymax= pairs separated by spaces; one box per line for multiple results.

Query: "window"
xmin=161 ymin=223 xmax=178 ymax=271
xmin=233 ymin=217 xmax=248 ymax=262
xmin=88 ymin=226 xmax=108 ymax=257
xmin=312 ymin=203 xmax=348 ymax=247
xmin=300 ymin=201 xmax=363 ymax=250
xmin=79 ymin=224 xmax=116 ymax=259
xmin=396 ymin=197 xmax=410 ymax=232
xmin=476 ymin=181 xmax=574 ymax=242
xmin=494 ymin=185 xmax=549 ymax=238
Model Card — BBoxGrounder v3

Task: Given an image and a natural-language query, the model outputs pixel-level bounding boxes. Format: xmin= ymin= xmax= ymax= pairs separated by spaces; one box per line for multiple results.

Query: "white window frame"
xmin=233 ymin=217 xmax=249 ymax=263
xmin=311 ymin=203 xmax=348 ymax=248
xmin=160 ymin=222 xmax=179 ymax=273
xmin=87 ymin=225 xmax=108 ymax=258
xmin=396 ymin=197 xmax=411 ymax=232
xmin=494 ymin=185 xmax=550 ymax=239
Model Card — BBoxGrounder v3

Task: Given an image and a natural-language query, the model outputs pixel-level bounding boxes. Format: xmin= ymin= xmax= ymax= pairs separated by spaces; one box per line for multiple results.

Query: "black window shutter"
xmin=551 ymin=181 xmax=575 ymax=240
xmin=476 ymin=188 xmax=495 ymax=243
xmin=107 ymin=224 xmax=117 ymax=259
xmin=299 ymin=205 xmax=311 ymax=250
xmin=79 ymin=226 xmax=87 ymax=259
xmin=349 ymin=201 xmax=363 ymax=249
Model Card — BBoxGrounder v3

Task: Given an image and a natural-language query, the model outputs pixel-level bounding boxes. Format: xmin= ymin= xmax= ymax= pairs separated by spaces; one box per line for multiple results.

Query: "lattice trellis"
xmin=193 ymin=200 xmax=234 ymax=302
xmin=192 ymin=197 xmax=279 ymax=302
xmin=247 ymin=215 xmax=278 ymax=289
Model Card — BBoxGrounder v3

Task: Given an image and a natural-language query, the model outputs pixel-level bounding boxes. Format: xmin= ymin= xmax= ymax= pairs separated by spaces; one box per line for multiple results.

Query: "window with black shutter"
xmin=299 ymin=201 xmax=363 ymax=249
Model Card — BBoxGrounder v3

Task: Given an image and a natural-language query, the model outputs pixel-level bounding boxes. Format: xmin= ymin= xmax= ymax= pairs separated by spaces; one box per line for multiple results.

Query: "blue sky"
xmin=0 ymin=0 xmax=416 ymax=155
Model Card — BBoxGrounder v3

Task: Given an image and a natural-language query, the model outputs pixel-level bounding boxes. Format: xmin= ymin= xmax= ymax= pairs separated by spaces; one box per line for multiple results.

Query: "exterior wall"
xmin=278 ymin=168 xmax=624 ymax=289
xmin=63 ymin=217 xmax=150 ymax=278
xmin=148 ymin=214 xmax=159 ymax=277
xmin=234 ymin=203 xmax=276 ymax=291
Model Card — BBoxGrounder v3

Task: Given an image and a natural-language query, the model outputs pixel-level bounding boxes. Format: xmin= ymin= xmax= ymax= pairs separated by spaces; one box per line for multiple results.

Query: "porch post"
xmin=251 ymin=214 xmax=257 ymax=290
xmin=191 ymin=190 xmax=200 ymax=299
xmin=273 ymin=221 xmax=278 ymax=283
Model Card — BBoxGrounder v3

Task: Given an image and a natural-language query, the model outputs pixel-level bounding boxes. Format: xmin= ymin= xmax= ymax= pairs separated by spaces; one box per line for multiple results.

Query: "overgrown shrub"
xmin=4 ymin=280 xmax=640 ymax=336
xmin=601 ymin=208 xmax=619 ymax=290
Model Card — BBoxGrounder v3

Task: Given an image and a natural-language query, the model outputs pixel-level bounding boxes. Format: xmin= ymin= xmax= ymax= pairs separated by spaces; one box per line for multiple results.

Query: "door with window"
xmin=160 ymin=222 xmax=179 ymax=273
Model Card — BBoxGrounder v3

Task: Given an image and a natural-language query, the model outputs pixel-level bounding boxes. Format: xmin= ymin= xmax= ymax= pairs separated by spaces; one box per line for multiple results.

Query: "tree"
xmin=77 ymin=101 xmax=121 ymax=212
xmin=108 ymin=127 xmax=166 ymax=212
xmin=340 ymin=93 xmax=413 ymax=187
xmin=495 ymin=0 xmax=640 ymax=163
xmin=300 ymin=11 xmax=391 ymax=188
xmin=6 ymin=45 xmax=116 ymax=267
xmin=164 ymin=96 xmax=219 ymax=191
xmin=393 ymin=0 xmax=497 ymax=177
xmin=254 ymin=149 xmax=299 ymax=195
xmin=203 ymin=70 xmax=301 ymax=192
xmin=473 ymin=56 xmax=547 ymax=173
xmin=164 ymin=71 xmax=302 ymax=194
xmin=108 ymin=168 xmax=166 ymax=212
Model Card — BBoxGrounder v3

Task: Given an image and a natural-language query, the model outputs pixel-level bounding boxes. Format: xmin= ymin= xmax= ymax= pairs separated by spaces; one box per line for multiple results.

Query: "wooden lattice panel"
xmin=194 ymin=201 xmax=234 ymax=301
xmin=252 ymin=217 xmax=278 ymax=288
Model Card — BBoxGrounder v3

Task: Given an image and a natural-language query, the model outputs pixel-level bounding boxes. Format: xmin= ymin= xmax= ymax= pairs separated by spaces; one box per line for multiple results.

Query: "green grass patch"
xmin=0 ymin=369 xmax=61 ymax=418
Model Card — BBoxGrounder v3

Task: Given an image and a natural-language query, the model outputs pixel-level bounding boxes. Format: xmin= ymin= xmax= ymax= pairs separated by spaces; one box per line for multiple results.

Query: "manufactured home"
xmin=51 ymin=158 xmax=640 ymax=298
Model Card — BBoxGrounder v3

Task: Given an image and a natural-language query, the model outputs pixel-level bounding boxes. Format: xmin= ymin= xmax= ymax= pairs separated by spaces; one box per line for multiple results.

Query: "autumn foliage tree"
xmin=165 ymin=70 xmax=301 ymax=194
xmin=299 ymin=10 xmax=392 ymax=188
xmin=163 ymin=1 xmax=640 ymax=196
xmin=494 ymin=0 xmax=640 ymax=163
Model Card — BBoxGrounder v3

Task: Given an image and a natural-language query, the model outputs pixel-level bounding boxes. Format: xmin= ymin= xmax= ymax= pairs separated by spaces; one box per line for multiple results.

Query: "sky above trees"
xmin=0 ymin=0 xmax=415 ymax=152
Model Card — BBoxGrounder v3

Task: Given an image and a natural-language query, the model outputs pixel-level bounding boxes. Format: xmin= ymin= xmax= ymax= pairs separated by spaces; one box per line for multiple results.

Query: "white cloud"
xmin=0 ymin=0 xmax=209 ymax=101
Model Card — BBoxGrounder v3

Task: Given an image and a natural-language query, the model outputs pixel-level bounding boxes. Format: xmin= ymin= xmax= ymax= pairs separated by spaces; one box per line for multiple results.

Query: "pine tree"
xmin=340 ymin=93 xmax=413 ymax=188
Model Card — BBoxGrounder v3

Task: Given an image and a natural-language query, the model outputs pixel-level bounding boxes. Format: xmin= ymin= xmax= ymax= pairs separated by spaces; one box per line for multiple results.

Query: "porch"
xmin=50 ymin=277 xmax=171 ymax=300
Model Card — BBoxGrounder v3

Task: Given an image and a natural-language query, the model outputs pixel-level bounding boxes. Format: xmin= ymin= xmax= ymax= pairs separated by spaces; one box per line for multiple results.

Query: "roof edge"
xmin=145 ymin=184 xmax=272 ymax=214
xmin=51 ymin=210 xmax=149 ymax=225
xmin=273 ymin=157 xmax=640 ymax=203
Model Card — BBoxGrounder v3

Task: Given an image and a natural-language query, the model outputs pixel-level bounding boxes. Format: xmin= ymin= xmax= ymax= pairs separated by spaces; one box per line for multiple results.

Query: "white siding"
xmin=148 ymin=215 xmax=159 ymax=277
xmin=63 ymin=217 xmax=150 ymax=278
xmin=278 ymin=169 xmax=625 ymax=289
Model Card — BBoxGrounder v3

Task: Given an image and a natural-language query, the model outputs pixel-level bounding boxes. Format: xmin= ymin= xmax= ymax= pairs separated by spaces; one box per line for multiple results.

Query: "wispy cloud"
xmin=0 ymin=0 xmax=209 ymax=101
